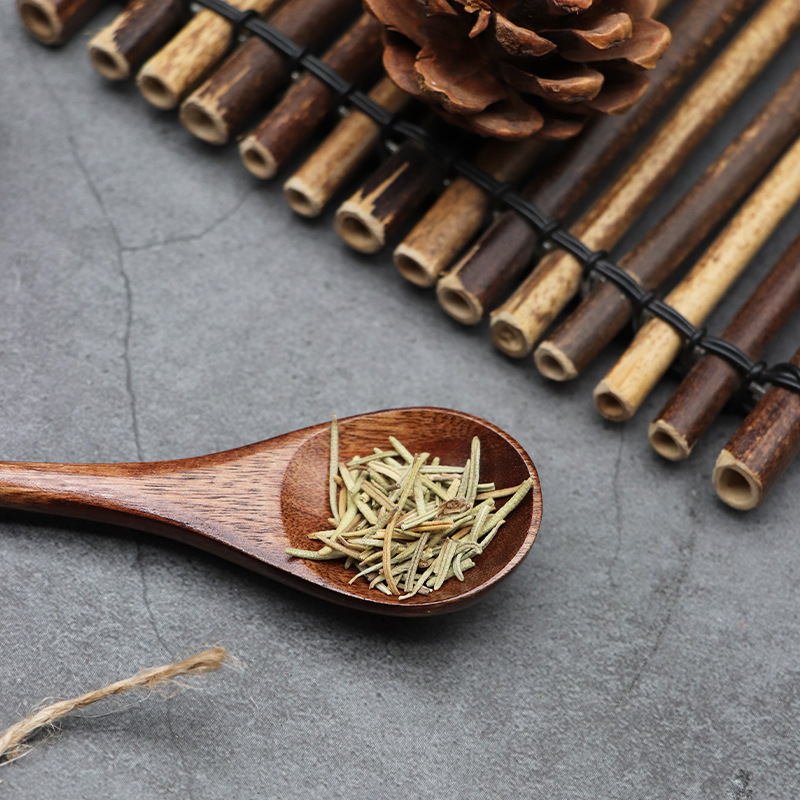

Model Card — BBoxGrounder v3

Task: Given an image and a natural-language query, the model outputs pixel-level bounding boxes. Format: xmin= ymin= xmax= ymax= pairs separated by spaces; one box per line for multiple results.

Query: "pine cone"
xmin=363 ymin=0 xmax=671 ymax=140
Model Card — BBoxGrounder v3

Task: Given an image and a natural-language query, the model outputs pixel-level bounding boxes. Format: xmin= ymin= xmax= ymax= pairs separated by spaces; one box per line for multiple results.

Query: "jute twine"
xmin=0 ymin=646 xmax=229 ymax=764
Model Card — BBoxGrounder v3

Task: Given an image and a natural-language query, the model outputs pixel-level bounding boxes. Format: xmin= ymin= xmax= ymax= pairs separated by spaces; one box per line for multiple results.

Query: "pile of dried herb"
xmin=286 ymin=417 xmax=532 ymax=599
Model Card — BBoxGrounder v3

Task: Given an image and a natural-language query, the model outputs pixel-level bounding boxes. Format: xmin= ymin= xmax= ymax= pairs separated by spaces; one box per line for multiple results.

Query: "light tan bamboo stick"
xmin=648 ymin=234 xmax=800 ymax=461
xmin=237 ymin=12 xmax=381 ymax=175
xmin=282 ymin=77 xmax=409 ymax=218
xmin=181 ymin=0 xmax=358 ymax=145
xmin=488 ymin=0 xmax=800 ymax=359
xmin=136 ymin=0 xmax=281 ymax=110
xmin=593 ymin=135 xmax=800 ymax=422
xmin=713 ymin=346 xmax=800 ymax=510
xmin=394 ymin=138 xmax=546 ymax=288
xmin=433 ymin=0 xmax=753 ymax=329
xmin=17 ymin=0 xmax=106 ymax=45
xmin=88 ymin=0 xmax=185 ymax=81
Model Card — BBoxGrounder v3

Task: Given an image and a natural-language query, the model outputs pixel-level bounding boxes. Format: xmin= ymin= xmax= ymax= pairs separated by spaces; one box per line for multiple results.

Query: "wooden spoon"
xmin=0 ymin=407 xmax=541 ymax=616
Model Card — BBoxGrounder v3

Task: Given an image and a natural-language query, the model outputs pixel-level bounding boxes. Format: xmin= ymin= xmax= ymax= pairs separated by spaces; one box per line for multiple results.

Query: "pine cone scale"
xmin=364 ymin=0 xmax=671 ymax=140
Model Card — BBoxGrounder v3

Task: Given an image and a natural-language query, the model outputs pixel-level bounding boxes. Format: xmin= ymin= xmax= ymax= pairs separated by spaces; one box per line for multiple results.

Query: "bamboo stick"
xmin=593 ymin=135 xmax=800 ymax=422
xmin=237 ymin=13 xmax=382 ymax=178
xmin=335 ymin=140 xmax=438 ymax=254
xmin=180 ymin=0 xmax=359 ymax=145
xmin=283 ymin=77 xmax=409 ymax=217
xmin=650 ymin=235 xmax=800 ymax=460
xmin=17 ymin=0 xmax=106 ymax=45
xmin=535 ymin=65 xmax=800 ymax=382
xmin=432 ymin=0 xmax=758 ymax=326
xmin=136 ymin=0 xmax=281 ymax=110
xmin=88 ymin=0 xmax=186 ymax=81
xmin=713 ymin=346 xmax=800 ymax=510
xmin=489 ymin=0 xmax=800 ymax=357
xmin=395 ymin=138 xmax=546 ymax=288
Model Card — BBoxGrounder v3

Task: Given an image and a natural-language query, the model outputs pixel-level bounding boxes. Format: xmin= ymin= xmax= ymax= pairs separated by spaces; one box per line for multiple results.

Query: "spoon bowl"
xmin=0 ymin=407 xmax=541 ymax=616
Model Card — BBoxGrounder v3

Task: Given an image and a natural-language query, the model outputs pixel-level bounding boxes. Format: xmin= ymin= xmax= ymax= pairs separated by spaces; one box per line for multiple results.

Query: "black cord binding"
xmin=192 ymin=0 xmax=800 ymax=401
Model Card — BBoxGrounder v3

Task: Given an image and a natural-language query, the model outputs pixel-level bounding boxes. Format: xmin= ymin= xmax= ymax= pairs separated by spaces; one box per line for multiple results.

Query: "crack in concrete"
xmin=626 ymin=525 xmax=697 ymax=694
xmin=135 ymin=544 xmax=195 ymax=798
xmin=35 ymin=62 xmax=253 ymax=464
xmin=135 ymin=543 xmax=170 ymax=654
xmin=68 ymin=137 xmax=144 ymax=462
xmin=119 ymin=264 xmax=144 ymax=462
xmin=120 ymin=188 xmax=254 ymax=255
xmin=32 ymin=60 xmax=207 ymax=799
xmin=608 ymin=429 xmax=626 ymax=591
xmin=35 ymin=66 xmax=144 ymax=461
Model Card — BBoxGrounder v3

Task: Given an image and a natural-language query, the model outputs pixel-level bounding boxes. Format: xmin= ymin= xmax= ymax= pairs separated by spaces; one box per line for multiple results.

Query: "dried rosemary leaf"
xmin=286 ymin=419 xmax=533 ymax=600
xmin=329 ymin=415 xmax=339 ymax=521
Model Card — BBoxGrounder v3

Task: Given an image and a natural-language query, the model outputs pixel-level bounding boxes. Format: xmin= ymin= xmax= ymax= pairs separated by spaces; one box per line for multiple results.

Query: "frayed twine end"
xmin=0 ymin=646 xmax=230 ymax=765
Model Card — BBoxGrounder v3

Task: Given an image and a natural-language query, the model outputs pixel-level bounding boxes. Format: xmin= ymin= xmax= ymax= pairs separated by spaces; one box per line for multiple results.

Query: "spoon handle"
xmin=0 ymin=443 xmax=295 ymax=568
xmin=0 ymin=459 xmax=186 ymax=530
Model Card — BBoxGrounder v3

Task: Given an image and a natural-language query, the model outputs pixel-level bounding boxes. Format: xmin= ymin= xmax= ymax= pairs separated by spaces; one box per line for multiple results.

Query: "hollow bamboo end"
xmin=88 ymin=41 xmax=131 ymax=80
xmin=335 ymin=203 xmax=384 ymax=254
xmin=17 ymin=0 xmax=61 ymax=44
xmin=137 ymin=68 xmax=180 ymax=110
xmin=713 ymin=449 xmax=763 ymax=511
xmin=489 ymin=312 xmax=533 ymax=359
xmin=394 ymin=245 xmax=436 ymax=288
xmin=534 ymin=341 xmax=578 ymax=382
xmin=239 ymin=136 xmax=277 ymax=180
xmin=180 ymin=99 xmax=229 ymax=145
xmin=593 ymin=380 xmax=634 ymax=422
xmin=436 ymin=276 xmax=483 ymax=325
xmin=283 ymin=177 xmax=324 ymax=218
xmin=648 ymin=419 xmax=691 ymax=461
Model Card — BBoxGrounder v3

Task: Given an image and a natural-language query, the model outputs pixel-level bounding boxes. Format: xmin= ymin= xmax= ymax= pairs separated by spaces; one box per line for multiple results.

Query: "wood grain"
xmin=650 ymin=234 xmax=800 ymax=460
xmin=238 ymin=13 xmax=382 ymax=179
xmin=536 ymin=65 xmax=800 ymax=382
xmin=88 ymin=0 xmax=186 ymax=80
xmin=283 ymin=77 xmax=409 ymax=218
xmin=17 ymin=0 xmax=106 ymax=45
xmin=594 ymin=134 xmax=800 ymax=422
xmin=714 ymin=348 xmax=800 ymax=510
xmin=0 ymin=408 xmax=541 ymax=616
xmin=179 ymin=0 xmax=360 ymax=144
xmin=335 ymin=140 xmax=440 ymax=254
xmin=137 ymin=0 xmax=280 ymax=110
xmin=396 ymin=138 xmax=545 ymax=289
xmin=490 ymin=0 xmax=800 ymax=359
xmin=432 ymin=0 xmax=759 ymax=328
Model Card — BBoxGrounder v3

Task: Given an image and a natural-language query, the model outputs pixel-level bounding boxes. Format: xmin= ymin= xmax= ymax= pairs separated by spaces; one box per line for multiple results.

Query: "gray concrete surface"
xmin=2 ymin=4 xmax=800 ymax=797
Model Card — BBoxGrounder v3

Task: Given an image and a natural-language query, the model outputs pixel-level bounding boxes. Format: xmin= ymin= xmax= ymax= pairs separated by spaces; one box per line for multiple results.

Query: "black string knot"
xmin=583 ymin=249 xmax=609 ymax=276
xmin=229 ymin=8 xmax=258 ymax=47
xmin=745 ymin=360 xmax=767 ymax=385
xmin=687 ymin=325 xmax=707 ymax=352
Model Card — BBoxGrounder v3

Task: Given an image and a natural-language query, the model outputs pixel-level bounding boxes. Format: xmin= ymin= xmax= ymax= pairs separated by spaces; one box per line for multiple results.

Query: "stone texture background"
xmin=2 ymin=4 xmax=799 ymax=797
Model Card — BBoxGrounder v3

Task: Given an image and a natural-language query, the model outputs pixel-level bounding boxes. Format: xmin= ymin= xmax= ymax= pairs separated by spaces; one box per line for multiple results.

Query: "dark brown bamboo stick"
xmin=593 ymin=134 xmax=800 ymax=422
xmin=179 ymin=0 xmax=359 ymax=145
xmin=335 ymin=140 xmax=439 ymax=254
xmin=137 ymin=0 xmax=281 ymax=110
xmin=393 ymin=138 xmax=546 ymax=288
xmin=17 ymin=0 xmax=106 ymax=45
xmin=432 ymin=0 xmax=759 ymax=326
xmin=649 ymin=235 xmax=800 ymax=461
xmin=88 ymin=0 xmax=186 ymax=81
xmin=238 ymin=13 xmax=382 ymax=179
xmin=490 ymin=0 xmax=800 ymax=359
xmin=714 ymin=346 xmax=800 ymax=510
xmin=283 ymin=77 xmax=409 ymax=218
xmin=535 ymin=64 xmax=800 ymax=382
